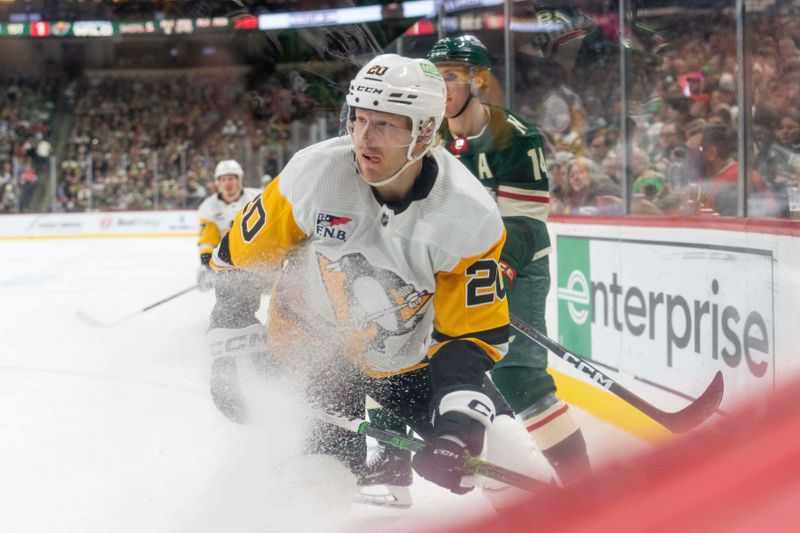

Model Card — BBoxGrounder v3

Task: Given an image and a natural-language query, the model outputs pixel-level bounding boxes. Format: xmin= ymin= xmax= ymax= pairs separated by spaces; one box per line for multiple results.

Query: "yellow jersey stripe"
xmin=433 ymin=231 xmax=509 ymax=343
xmin=224 ymin=176 xmax=307 ymax=270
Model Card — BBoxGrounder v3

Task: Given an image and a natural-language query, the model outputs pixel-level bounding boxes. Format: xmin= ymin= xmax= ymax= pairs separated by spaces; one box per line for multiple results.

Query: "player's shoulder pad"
xmin=419 ymin=147 xmax=505 ymax=259
xmin=243 ymin=187 xmax=262 ymax=200
xmin=489 ymin=105 xmax=543 ymax=143
xmin=198 ymin=193 xmax=220 ymax=220
xmin=275 ymin=136 xmax=353 ymax=204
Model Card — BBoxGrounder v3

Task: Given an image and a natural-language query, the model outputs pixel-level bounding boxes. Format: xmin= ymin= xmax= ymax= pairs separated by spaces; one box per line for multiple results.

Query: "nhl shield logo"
xmin=316 ymin=213 xmax=352 ymax=241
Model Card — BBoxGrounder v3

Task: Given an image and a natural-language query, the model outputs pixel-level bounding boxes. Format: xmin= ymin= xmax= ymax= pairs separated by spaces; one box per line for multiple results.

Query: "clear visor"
xmin=346 ymin=107 xmax=415 ymax=149
xmin=437 ymin=65 xmax=475 ymax=86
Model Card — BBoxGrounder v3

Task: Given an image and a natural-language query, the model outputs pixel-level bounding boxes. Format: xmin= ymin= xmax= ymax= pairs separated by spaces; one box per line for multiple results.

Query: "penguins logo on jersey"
xmin=317 ymin=252 xmax=432 ymax=361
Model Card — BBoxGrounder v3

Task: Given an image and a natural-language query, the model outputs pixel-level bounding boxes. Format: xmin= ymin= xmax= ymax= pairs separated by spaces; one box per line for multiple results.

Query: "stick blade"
xmin=659 ymin=371 xmax=724 ymax=433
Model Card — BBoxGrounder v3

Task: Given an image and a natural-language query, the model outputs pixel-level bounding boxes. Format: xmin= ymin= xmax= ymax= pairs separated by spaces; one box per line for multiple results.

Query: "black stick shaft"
xmin=141 ymin=285 xmax=198 ymax=312
xmin=509 ymin=313 xmax=723 ymax=433
xmin=315 ymin=410 xmax=550 ymax=494
xmin=78 ymin=285 xmax=199 ymax=328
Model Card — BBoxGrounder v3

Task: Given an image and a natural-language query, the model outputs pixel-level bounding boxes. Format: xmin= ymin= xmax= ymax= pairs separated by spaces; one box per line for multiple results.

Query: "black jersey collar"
xmin=369 ymin=154 xmax=438 ymax=215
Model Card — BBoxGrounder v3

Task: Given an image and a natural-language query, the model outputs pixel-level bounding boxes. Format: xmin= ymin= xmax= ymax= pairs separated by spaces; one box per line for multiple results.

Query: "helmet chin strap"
xmin=450 ymin=92 xmax=474 ymax=119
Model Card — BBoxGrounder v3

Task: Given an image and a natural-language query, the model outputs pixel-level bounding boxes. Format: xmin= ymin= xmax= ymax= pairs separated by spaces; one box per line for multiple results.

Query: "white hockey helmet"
xmin=213 ymin=159 xmax=243 ymax=181
xmin=346 ymin=54 xmax=446 ymax=160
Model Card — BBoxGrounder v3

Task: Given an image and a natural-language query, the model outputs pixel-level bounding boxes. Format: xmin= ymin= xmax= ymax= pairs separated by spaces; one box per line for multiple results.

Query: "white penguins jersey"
xmin=211 ymin=135 xmax=509 ymax=378
xmin=197 ymin=187 xmax=262 ymax=261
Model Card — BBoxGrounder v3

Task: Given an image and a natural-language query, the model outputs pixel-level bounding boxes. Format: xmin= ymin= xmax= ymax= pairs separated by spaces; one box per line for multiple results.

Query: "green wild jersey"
xmin=442 ymin=105 xmax=552 ymax=277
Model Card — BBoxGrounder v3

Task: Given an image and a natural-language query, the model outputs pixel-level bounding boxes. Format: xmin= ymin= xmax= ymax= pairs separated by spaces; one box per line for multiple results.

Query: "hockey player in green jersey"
xmin=432 ymin=33 xmax=592 ymax=486
xmin=359 ymin=36 xmax=591 ymax=505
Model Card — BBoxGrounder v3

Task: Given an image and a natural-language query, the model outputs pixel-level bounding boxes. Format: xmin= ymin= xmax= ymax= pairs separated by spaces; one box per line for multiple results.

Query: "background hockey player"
xmin=196 ymin=159 xmax=261 ymax=291
xmin=364 ymin=36 xmax=592 ymax=502
xmin=207 ymin=54 xmax=549 ymax=506
xmin=431 ymin=34 xmax=592 ymax=486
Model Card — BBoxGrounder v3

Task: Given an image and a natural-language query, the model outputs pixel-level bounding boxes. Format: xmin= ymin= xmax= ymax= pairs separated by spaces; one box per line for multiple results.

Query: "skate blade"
xmin=354 ymin=485 xmax=412 ymax=509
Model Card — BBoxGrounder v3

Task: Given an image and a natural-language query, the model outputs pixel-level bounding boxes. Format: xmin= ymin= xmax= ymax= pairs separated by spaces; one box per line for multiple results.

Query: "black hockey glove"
xmin=412 ymin=390 xmax=495 ymax=495
xmin=197 ymin=264 xmax=215 ymax=291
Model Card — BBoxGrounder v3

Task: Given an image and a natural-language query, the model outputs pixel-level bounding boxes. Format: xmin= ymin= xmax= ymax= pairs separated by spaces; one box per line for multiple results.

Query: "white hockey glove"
xmin=411 ymin=390 xmax=495 ymax=494
xmin=197 ymin=264 xmax=215 ymax=291
xmin=207 ymin=323 xmax=269 ymax=423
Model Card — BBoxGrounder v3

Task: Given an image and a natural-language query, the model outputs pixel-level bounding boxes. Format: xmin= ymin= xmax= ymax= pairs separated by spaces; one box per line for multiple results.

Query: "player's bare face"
xmin=437 ymin=65 xmax=472 ymax=118
xmin=351 ymin=108 xmax=413 ymax=183
xmin=218 ymin=174 xmax=241 ymax=202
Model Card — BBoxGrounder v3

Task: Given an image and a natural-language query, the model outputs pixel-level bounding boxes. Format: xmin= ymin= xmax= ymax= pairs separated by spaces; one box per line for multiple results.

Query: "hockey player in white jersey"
xmin=196 ymin=159 xmax=261 ymax=291
xmin=207 ymin=54 xmax=551 ymax=506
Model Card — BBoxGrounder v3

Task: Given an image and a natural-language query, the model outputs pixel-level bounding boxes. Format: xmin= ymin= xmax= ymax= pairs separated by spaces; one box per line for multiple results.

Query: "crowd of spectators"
xmin=57 ymin=73 xmax=226 ymax=211
xmin=518 ymin=3 xmax=800 ymax=219
xmin=0 ymin=76 xmax=55 ymax=213
xmin=3 ymin=3 xmax=799 ymax=220
xmin=56 ymin=69 xmax=326 ymax=212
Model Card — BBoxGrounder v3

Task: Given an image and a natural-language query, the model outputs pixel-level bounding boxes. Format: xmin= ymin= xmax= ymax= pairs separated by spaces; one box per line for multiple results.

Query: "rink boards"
xmin=547 ymin=215 xmax=800 ymax=432
xmin=3 ymin=210 xmax=799 ymax=440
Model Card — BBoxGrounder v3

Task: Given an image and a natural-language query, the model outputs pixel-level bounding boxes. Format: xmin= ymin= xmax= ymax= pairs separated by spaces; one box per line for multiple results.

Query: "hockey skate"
xmin=355 ymin=445 xmax=413 ymax=508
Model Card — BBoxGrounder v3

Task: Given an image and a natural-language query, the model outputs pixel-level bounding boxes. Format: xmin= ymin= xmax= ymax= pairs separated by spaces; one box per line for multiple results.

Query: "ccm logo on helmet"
xmin=355 ymin=85 xmax=383 ymax=94
xmin=367 ymin=65 xmax=388 ymax=76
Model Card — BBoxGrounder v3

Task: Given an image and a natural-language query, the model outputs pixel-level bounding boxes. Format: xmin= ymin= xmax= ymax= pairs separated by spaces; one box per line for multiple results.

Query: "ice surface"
xmin=0 ymin=236 xmax=646 ymax=532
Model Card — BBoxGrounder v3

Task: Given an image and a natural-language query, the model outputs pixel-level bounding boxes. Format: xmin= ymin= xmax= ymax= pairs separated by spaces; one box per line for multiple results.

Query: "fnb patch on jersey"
xmin=315 ymin=213 xmax=352 ymax=241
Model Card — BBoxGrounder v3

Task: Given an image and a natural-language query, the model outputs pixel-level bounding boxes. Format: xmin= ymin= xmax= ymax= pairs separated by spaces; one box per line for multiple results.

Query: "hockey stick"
xmin=314 ymin=409 xmax=551 ymax=494
xmin=76 ymin=285 xmax=198 ymax=329
xmin=509 ymin=313 xmax=724 ymax=433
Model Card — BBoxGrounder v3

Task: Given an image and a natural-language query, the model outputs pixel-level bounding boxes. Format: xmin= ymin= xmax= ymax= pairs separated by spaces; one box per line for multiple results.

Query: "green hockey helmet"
xmin=427 ymin=35 xmax=491 ymax=69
